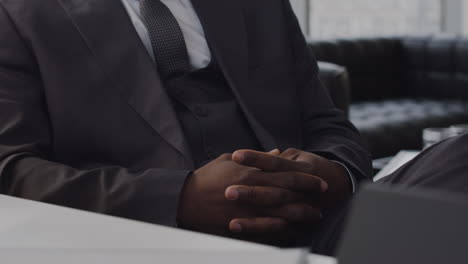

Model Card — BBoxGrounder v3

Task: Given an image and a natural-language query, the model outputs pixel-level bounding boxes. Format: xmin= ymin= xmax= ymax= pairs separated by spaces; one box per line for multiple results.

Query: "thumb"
xmin=268 ymin=149 xmax=281 ymax=156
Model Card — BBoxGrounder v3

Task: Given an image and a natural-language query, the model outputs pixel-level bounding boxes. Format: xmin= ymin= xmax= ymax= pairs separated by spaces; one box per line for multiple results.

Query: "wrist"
xmin=176 ymin=171 xmax=195 ymax=229
xmin=321 ymin=160 xmax=352 ymax=208
xmin=330 ymin=160 xmax=355 ymax=194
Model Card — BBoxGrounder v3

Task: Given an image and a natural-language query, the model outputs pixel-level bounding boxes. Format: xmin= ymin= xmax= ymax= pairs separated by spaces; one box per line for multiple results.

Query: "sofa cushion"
xmin=402 ymin=36 xmax=468 ymax=99
xmin=350 ymin=99 xmax=468 ymax=158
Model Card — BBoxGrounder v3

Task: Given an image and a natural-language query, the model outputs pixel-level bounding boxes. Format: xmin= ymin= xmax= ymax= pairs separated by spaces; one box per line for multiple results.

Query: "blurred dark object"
xmin=313 ymin=35 xmax=468 ymax=158
xmin=337 ymin=184 xmax=468 ymax=264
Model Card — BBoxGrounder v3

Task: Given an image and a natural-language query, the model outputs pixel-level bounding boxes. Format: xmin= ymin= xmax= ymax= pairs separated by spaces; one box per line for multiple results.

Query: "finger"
xmin=246 ymin=171 xmax=328 ymax=193
xmin=233 ymin=149 xmax=313 ymax=174
xmin=225 ymin=185 xmax=306 ymax=206
xmin=217 ymin=153 xmax=233 ymax=161
xmin=229 ymin=217 xmax=288 ymax=234
xmin=266 ymin=203 xmax=322 ymax=223
xmin=279 ymin=148 xmax=302 ymax=160
xmin=268 ymin=149 xmax=281 ymax=156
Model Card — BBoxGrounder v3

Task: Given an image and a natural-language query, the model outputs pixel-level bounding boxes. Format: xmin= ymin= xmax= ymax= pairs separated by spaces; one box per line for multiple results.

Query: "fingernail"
xmin=320 ymin=181 xmax=329 ymax=192
xmin=225 ymin=188 xmax=239 ymax=200
xmin=233 ymin=151 xmax=245 ymax=163
xmin=241 ymin=151 xmax=254 ymax=163
xmin=230 ymin=223 xmax=242 ymax=233
xmin=269 ymin=149 xmax=280 ymax=154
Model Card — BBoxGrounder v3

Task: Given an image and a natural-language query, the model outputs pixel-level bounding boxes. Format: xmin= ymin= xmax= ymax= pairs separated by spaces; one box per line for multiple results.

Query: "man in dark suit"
xmin=0 ymin=0 xmax=372 ymax=246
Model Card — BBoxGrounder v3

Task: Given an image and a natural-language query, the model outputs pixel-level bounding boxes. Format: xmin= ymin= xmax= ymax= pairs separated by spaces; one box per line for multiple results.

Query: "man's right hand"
xmin=177 ymin=153 xmax=327 ymax=242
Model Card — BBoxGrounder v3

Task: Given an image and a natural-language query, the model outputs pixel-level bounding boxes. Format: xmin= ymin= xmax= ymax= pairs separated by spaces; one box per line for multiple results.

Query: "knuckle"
xmin=277 ymin=189 xmax=287 ymax=203
xmin=247 ymin=187 xmax=257 ymax=201
xmin=219 ymin=153 xmax=232 ymax=160
xmin=261 ymin=187 xmax=273 ymax=201
xmin=278 ymin=220 xmax=288 ymax=230
xmin=303 ymin=177 xmax=319 ymax=191
xmin=238 ymin=219 xmax=252 ymax=231
xmin=254 ymin=219 xmax=266 ymax=230
xmin=271 ymin=158 xmax=282 ymax=171
xmin=306 ymin=162 xmax=318 ymax=174
xmin=284 ymin=148 xmax=299 ymax=155
xmin=248 ymin=152 xmax=259 ymax=164
xmin=312 ymin=177 xmax=323 ymax=190
xmin=263 ymin=219 xmax=278 ymax=231
xmin=270 ymin=218 xmax=286 ymax=231
xmin=238 ymin=169 xmax=254 ymax=184
xmin=240 ymin=151 xmax=258 ymax=165
xmin=295 ymin=206 xmax=306 ymax=220
xmin=282 ymin=148 xmax=300 ymax=158
xmin=284 ymin=174 xmax=297 ymax=189
xmin=278 ymin=189 xmax=293 ymax=204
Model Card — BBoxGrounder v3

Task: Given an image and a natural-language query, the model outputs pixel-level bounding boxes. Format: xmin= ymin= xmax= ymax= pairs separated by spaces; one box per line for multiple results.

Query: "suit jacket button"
xmin=194 ymin=106 xmax=209 ymax=117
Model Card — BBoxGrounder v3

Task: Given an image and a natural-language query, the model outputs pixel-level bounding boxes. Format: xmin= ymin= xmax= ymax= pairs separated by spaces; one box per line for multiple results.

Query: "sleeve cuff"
xmin=122 ymin=169 xmax=192 ymax=227
xmin=330 ymin=160 xmax=356 ymax=193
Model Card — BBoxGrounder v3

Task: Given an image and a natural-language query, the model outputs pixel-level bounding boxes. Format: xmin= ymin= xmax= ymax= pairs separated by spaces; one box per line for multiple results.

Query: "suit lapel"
xmin=57 ymin=0 xmax=193 ymax=166
xmin=191 ymin=0 xmax=248 ymax=94
xmin=191 ymin=0 xmax=278 ymax=151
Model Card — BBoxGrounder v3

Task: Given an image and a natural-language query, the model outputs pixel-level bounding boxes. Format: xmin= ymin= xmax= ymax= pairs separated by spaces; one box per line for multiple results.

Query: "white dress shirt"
xmin=121 ymin=0 xmax=211 ymax=69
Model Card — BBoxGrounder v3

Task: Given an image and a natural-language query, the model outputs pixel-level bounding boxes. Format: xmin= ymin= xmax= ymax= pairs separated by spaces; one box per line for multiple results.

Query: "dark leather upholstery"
xmin=311 ymin=35 xmax=468 ymax=158
xmin=403 ymin=36 xmax=468 ymax=99
xmin=351 ymin=99 xmax=468 ymax=158
xmin=318 ymin=62 xmax=350 ymax=116
xmin=312 ymin=38 xmax=405 ymax=102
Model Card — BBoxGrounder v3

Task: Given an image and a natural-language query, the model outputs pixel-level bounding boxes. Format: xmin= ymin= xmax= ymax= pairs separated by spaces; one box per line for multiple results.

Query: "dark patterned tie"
xmin=140 ymin=0 xmax=190 ymax=79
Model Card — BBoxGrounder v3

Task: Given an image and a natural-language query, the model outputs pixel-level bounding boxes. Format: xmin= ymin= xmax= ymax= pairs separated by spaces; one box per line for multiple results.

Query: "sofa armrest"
xmin=317 ymin=61 xmax=351 ymax=116
xmin=309 ymin=38 xmax=405 ymax=102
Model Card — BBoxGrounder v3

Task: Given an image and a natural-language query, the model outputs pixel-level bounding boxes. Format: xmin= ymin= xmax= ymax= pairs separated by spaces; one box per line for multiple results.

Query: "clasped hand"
xmin=177 ymin=148 xmax=350 ymax=245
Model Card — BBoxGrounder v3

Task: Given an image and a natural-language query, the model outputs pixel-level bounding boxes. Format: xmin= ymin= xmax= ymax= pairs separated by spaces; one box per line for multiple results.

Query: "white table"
xmin=0 ymin=195 xmax=336 ymax=264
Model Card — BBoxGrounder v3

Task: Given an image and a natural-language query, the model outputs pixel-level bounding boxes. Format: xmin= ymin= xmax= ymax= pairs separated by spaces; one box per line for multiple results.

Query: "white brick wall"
xmin=301 ymin=0 xmax=441 ymax=39
xmin=464 ymin=0 xmax=468 ymax=34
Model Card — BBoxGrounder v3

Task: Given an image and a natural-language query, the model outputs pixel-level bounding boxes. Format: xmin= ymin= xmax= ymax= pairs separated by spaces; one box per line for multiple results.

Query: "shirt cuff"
xmin=330 ymin=160 xmax=356 ymax=193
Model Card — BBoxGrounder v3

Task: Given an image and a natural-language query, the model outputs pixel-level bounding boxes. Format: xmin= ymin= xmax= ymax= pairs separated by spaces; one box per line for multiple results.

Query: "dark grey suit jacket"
xmin=0 ymin=0 xmax=372 ymax=226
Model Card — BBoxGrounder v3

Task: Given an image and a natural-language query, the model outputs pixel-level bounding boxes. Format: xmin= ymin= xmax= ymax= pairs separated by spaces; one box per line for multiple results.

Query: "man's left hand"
xmin=222 ymin=148 xmax=352 ymax=244
xmin=232 ymin=148 xmax=352 ymax=209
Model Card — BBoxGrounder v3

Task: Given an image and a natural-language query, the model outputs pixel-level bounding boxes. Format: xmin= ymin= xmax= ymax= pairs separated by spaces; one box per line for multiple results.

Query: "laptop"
xmin=337 ymin=184 xmax=468 ymax=264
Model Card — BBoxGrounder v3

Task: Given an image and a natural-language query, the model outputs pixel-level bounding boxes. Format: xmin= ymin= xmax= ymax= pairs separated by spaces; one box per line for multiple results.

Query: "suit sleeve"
xmin=281 ymin=0 xmax=373 ymax=182
xmin=0 ymin=4 xmax=190 ymax=227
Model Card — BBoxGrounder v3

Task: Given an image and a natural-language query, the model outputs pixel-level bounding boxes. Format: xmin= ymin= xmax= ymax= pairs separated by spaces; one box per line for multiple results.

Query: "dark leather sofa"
xmin=312 ymin=35 xmax=468 ymax=158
